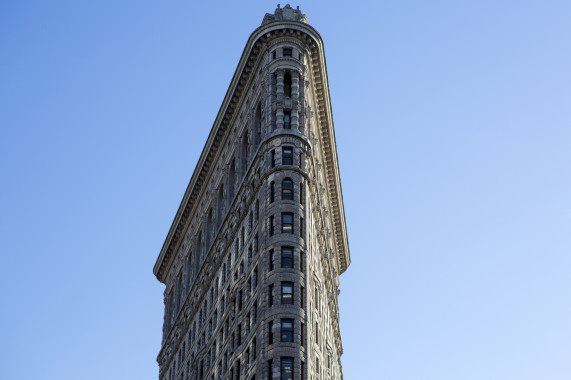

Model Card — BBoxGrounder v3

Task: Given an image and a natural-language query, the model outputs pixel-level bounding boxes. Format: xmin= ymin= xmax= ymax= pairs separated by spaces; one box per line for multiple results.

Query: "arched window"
xmin=282 ymin=179 xmax=293 ymax=200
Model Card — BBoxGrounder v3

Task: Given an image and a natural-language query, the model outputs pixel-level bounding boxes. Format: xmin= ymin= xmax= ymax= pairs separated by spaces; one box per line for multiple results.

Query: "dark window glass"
xmin=283 ymin=48 xmax=293 ymax=57
xmin=282 ymin=147 xmax=292 ymax=165
xmin=281 ymin=246 xmax=293 ymax=268
xmin=267 ymin=359 xmax=273 ymax=380
xmin=281 ymin=282 xmax=293 ymax=304
xmin=281 ymin=357 xmax=293 ymax=380
xmin=271 ymin=149 xmax=276 ymax=167
xmin=268 ymin=321 xmax=274 ymax=344
xmin=284 ymin=73 xmax=291 ymax=97
xmin=269 ymin=284 xmax=274 ymax=307
xmin=270 ymin=215 xmax=275 ymax=236
xmin=269 ymin=249 xmax=274 ymax=271
xmin=284 ymin=112 xmax=291 ymax=129
xmin=281 ymin=213 xmax=293 ymax=233
xmin=270 ymin=181 xmax=275 ymax=203
xmin=282 ymin=179 xmax=293 ymax=200
xmin=281 ymin=319 xmax=294 ymax=342
xmin=272 ymin=51 xmax=277 ymax=59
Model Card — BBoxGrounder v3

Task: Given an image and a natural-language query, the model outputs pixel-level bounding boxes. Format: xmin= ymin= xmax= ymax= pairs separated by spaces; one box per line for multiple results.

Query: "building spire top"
xmin=262 ymin=4 xmax=308 ymax=25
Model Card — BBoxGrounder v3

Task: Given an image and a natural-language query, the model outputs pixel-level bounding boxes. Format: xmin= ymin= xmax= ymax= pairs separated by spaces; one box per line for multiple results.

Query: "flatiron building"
xmin=154 ymin=5 xmax=350 ymax=380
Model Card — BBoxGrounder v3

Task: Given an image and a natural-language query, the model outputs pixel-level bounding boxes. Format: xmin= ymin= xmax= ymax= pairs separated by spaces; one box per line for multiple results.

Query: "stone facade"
xmin=153 ymin=5 xmax=350 ymax=380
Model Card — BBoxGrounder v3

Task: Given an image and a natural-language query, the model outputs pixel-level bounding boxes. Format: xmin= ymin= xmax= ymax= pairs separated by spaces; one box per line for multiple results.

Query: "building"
xmin=153 ymin=5 xmax=350 ymax=380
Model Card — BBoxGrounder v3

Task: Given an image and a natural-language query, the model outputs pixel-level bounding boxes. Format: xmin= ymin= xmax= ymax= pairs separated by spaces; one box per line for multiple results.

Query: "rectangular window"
xmin=270 ymin=215 xmax=275 ymax=236
xmin=270 ymin=181 xmax=275 ymax=203
xmin=269 ymin=249 xmax=274 ymax=271
xmin=267 ymin=359 xmax=273 ymax=380
xmin=281 ymin=357 xmax=293 ymax=380
xmin=281 ymin=319 xmax=294 ymax=342
xmin=300 ymin=217 xmax=304 ymax=238
xmin=300 ymin=252 xmax=304 ymax=273
xmin=269 ymin=284 xmax=274 ymax=307
xmin=315 ymin=321 xmax=319 ymax=344
xmin=300 ymin=286 xmax=304 ymax=309
xmin=283 ymin=48 xmax=293 ymax=57
xmin=284 ymin=112 xmax=291 ymax=129
xmin=281 ymin=282 xmax=293 ymax=304
xmin=272 ymin=50 xmax=277 ymax=59
xmin=268 ymin=321 xmax=274 ymax=344
xmin=281 ymin=246 xmax=293 ymax=268
xmin=282 ymin=147 xmax=293 ymax=165
xmin=271 ymin=149 xmax=276 ymax=168
xmin=301 ymin=322 xmax=305 ymax=347
xmin=281 ymin=213 xmax=293 ymax=233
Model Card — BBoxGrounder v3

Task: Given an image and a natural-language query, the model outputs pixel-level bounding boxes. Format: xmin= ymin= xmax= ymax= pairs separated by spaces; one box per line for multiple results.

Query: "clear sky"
xmin=1 ymin=1 xmax=570 ymax=379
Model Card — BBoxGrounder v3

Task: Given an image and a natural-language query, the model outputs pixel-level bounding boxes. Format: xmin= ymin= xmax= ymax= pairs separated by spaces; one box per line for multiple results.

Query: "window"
xmin=300 ymin=252 xmax=304 ymax=273
xmin=272 ymin=50 xmax=277 ymax=59
xmin=267 ymin=359 xmax=273 ymax=380
xmin=301 ymin=322 xmax=305 ymax=347
xmin=282 ymin=147 xmax=292 ymax=165
xmin=300 ymin=286 xmax=304 ymax=309
xmin=271 ymin=149 xmax=276 ymax=168
xmin=284 ymin=72 xmax=292 ymax=97
xmin=270 ymin=181 xmax=275 ymax=203
xmin=281 ymin=282 xmax=293 ymax=304
xmin=269 ymin=215 xmax=275 ymax=236
xmin=268 ymin=321 xmax=274 ymax=344
xmin=269 ymin=249 xmax=274 ymax=271
xmin=300 ymin=217 xmax=304 ymax=239
xmin=282 ymin=179 xmax=293 ymax=200
xmin=269 ymin=284 xmax=274 ymax=307
xmin=281 ymin=213 xmax=293 ymax=233
xmin=281 ymin=319 xmax=294 ymax=342
xmin=281 ymin=357 xmax=293 ymax=380
xmin=281 ymin=246 xmax=293 ymax=268
xmin=283 ymin=47 xmax=293 ymax=57
xmin=315 ymin=321 xmax=319 ymax=344
xmin=299 ymin=183 xmax=303 ymax=204
xmin=284 ymin=111 xmax=291 ymax=129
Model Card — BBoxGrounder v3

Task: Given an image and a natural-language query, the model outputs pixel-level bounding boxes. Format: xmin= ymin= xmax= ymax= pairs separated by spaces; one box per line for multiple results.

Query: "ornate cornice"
xmin=154 ymin=19 xmax=350 ymax=283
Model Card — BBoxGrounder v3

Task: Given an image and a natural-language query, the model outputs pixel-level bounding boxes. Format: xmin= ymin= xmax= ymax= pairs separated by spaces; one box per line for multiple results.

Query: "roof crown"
xmin=262 ymin=4 xmax=308 ymax=25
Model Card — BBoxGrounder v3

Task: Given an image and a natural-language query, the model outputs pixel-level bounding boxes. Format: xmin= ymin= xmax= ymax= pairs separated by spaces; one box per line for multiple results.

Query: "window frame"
xmin=280 ymin=318 xmax=294 ymax=343
xmin=281 ymin=246 xmax=294 ymax=268
xmin=281 ymin=212 xmax=294 ymax=234
xmin=281 ymin=281 xmax=294 ymax=304
xmin=282 ymin=178 xmax=293 ymax=200
xmin=282 ymin=147 xmax=293 ymax=165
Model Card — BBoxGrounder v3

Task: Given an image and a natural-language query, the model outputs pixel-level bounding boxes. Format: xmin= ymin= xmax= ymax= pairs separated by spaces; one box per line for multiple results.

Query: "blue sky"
xmin=1 ymin=1 xmax=570 ymax=379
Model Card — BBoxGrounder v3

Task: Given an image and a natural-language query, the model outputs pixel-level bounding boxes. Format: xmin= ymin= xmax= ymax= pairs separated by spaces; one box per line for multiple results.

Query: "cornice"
xmin=154 ymin=20 xmax=350 ymax=283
